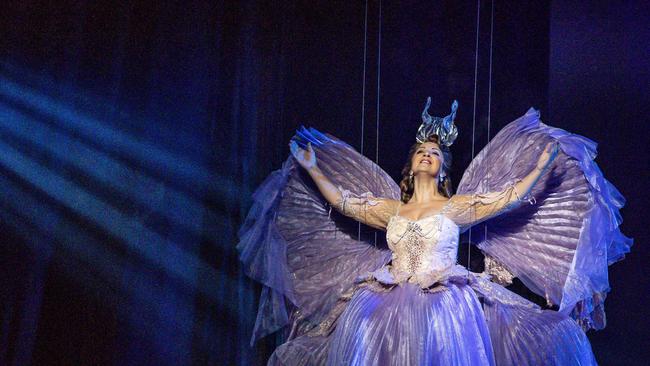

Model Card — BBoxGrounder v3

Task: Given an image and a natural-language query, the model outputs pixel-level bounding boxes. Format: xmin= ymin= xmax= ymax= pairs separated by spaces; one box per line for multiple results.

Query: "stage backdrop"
xmin=0 ymin=1 xmax=647 ymax=365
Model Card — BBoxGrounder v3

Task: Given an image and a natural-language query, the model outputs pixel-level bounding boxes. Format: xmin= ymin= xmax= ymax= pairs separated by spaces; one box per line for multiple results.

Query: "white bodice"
xmin=387 ymin=214 xmax=459 ymax=272
xmin=366 ymin=213 xmax=459 ymax=288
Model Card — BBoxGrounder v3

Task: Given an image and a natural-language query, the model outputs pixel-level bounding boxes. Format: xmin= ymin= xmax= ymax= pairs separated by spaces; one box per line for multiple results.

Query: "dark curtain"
xmin=0 ymin=1 xmax=647 ymax=365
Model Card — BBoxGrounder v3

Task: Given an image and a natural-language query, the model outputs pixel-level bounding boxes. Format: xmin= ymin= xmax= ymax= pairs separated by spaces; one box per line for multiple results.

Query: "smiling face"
xmin=400 ymin=134 xmax=453 ymax=202
xmin=410 ymin=141 xmax=443 ymax=178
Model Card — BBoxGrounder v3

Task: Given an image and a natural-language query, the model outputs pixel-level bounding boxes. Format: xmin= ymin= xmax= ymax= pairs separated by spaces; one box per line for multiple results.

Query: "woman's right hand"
xmin=290 ymin=140 xmax=317 ymax=170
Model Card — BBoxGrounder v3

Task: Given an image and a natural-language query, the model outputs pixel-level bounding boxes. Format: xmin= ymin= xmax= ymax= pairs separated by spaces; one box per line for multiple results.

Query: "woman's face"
xmin=410 ymin=142 xmax=443 ymax=178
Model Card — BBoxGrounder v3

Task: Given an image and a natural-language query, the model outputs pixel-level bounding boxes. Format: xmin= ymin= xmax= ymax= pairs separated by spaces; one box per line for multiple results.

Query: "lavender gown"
xmin=238 ymin=109 xmax=632 ymax=365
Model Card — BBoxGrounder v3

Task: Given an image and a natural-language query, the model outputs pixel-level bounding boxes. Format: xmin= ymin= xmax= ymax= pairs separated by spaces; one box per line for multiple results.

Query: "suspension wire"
xmin=484 ymin=0 xmax=495 ymax=244
xmin=487 ymin=0 xmax=494 ymax=145
xmin=358 ymin=0 xmax=369 ymax=242
xmin=374 ymin=0 xmax=382 ymax=246
xmin=376 ymin=0 xmax=381 ymax=167
xmin=468 ymin=0 xmax=481 ymax=273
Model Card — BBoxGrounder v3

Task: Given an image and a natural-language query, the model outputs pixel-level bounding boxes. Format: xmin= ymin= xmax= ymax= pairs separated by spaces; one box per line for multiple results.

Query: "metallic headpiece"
xmin=415 ymin=97 xmax=458 ymax=146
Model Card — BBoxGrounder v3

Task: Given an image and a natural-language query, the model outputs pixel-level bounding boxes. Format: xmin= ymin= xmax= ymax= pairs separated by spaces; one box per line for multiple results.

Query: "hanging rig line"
xmin=467 ymin=0 xmax=496 ymax=272
xmin=358 ymin=0 xmax=369 ymax=242
xmin=375 ymin=0 xmax=382 ymax=168
xmin=468 ymin=0 xmax=481 ymax=274
xmin=373 ymin=0 xmax=382 ymax=247
xmin=358 ymin=0 xmax=381 ymax=246
xmin=484 ymin=0 xmax=495 ymax=248
xmin=358 ymin=0 xmax=382 ymax=246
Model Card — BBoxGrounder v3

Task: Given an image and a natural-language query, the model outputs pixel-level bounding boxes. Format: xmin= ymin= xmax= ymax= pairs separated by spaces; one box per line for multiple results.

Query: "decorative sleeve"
xmin=331 ymin=186 xmax=400 ymax=230
xmin=446 ymin=182 xmax=532 ymax=232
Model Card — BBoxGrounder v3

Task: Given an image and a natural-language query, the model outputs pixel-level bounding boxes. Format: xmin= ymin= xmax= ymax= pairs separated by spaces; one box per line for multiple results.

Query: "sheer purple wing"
xmin=238 ymin=127 xmax=398 ymax=344
xmin=457 ymin=108 xmax=632 ymax=330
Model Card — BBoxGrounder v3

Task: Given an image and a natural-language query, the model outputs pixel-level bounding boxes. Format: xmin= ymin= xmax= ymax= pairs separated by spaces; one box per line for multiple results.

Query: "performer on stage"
xmin=238 ymin=97 xmax=632 ymax=365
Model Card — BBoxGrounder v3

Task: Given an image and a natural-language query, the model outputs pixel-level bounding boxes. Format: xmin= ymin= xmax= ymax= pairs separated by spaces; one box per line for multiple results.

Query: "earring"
xmin=408 ymin=171 xmax=414 ymax=184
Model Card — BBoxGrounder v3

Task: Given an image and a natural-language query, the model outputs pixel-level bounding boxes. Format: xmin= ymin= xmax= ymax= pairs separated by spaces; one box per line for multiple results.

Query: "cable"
xmin=374 ymin=0 xmax=382 ymax=246
xmin=468 ymin=0 xmax=481 ymax=274
xmin=358 ymin=0 xmax=369 ymax=242
xmin=484 ymin=0 xmax=495 ymax=246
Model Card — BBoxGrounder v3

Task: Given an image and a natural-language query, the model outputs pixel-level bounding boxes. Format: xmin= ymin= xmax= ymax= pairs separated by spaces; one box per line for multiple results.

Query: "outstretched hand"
xmin=536 ymin=141 xmax=560 ymax=171
xmin=290 ymin=140 xmax=317 ymax=170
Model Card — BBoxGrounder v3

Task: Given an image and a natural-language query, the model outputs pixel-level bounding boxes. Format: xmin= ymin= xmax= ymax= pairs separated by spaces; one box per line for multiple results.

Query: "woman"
xmin=238 ymin=98 xmax=631 ymax=365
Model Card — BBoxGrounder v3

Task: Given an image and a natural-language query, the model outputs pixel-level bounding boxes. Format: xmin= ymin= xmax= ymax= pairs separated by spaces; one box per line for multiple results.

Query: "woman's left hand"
xmin=536 ymin=141 xmax=559 ymax=171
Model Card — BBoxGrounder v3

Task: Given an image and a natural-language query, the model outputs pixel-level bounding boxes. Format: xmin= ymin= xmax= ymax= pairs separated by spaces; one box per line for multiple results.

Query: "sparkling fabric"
xmin=238 ymin=111 xmax=630 ymax=364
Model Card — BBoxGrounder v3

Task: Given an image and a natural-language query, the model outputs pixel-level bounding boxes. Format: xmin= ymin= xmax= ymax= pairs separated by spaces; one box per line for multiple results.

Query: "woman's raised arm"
xmin=512 ymin=141 xmax=560 ymax=202
xmin=290 ymin=141 xmax=399 ymax=230
xmin=447 ymin=141 xmax=560 ymax=229
xmin=290 ymin=141 xmax=343 ymax=207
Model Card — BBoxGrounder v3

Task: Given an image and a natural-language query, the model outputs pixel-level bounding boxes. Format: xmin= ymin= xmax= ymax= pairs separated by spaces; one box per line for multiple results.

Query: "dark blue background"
xmin=0 ymin=1 xmax=648 ymax=365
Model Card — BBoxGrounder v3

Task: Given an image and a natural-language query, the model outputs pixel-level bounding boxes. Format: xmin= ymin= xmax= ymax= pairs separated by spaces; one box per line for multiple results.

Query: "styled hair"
xmin=399 ymin=135 xmax=453 ymax=203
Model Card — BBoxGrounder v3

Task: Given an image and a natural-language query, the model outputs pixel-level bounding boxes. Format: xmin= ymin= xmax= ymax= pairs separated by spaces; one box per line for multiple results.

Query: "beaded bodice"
xmin=381 ymin=213 xmax=460 ymax=287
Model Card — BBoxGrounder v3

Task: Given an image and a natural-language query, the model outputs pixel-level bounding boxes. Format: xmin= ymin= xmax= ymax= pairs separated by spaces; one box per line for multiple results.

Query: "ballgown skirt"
xmin=327 ymin=283 xmax=495 ymax=365
xmin=269 ymin=273 xmax=597 ymax=366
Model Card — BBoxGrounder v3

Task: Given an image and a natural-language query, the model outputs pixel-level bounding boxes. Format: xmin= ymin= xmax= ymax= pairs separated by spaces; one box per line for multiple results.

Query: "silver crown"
xmin=416 ymin=97 xmax=458 ymax=146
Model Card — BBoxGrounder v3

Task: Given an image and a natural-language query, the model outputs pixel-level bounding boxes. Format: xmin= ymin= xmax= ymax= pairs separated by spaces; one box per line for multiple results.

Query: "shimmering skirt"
xmin=327 ymin=283 xmax=495 ymax=365
xmin=269 ymin=280 xmax=597 ymax=366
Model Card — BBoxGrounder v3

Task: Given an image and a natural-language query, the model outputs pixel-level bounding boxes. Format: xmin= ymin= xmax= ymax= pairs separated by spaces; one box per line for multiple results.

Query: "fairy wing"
xmin=456 ymin=108 xmax=632 ymax=330
xmin=238 ymin=127 xmax=399 ymax=344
